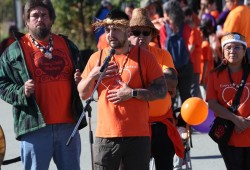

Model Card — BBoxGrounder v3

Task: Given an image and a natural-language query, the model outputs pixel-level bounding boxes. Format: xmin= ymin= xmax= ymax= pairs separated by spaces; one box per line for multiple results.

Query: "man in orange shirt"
xmin=0 ymin=0 xmax=87 ymax=169
xmin=129 ymin=8 xmax=184 ymax=170
xmin=78 ymin=10 xmax=167 ymax=169
xmin=184 ymin=6 xmax=203 ymax=98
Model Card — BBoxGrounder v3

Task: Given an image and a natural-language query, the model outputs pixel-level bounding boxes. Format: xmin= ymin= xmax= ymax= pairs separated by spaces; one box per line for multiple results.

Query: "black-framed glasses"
xmin=132 ymin=30 xmax=151 ymax=37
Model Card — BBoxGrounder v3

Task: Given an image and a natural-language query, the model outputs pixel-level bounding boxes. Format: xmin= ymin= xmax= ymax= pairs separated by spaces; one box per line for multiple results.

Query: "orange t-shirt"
xmin=192 ymin=12 xmax=200 ymax=26
xmin=81 ymin=46 xmax=163 ymax=137
xmin=200 ymin=40 xmax=213 ymax=84
xmin=21 ymin=34 xmax=75 ymax=124
xmin=97 ymin=33 xmax=109 ymax=50
xmin=210 ymin=10 xmax=220 ymax=20
xmin=206 ymin=69 xmax=250 ymax=147
xmin=148 ymin=46 xmax=174 ymax=118
xmin=223 ymin=5 xmax=250 ymax=47
xmin=189 ymin=27 xmax=202 ymax=74
xmin=149 ymin=37 xmax=161 ymax=48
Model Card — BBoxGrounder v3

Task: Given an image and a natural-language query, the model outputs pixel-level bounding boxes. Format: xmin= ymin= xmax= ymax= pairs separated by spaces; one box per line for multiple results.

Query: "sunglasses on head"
xmin=132 ymin=30 xmax=151 ymax=37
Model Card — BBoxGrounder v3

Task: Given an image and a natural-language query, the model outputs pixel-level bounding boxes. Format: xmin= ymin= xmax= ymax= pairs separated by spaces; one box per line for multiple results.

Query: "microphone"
xmin=100 ymin=48 xmax=115 ymax=72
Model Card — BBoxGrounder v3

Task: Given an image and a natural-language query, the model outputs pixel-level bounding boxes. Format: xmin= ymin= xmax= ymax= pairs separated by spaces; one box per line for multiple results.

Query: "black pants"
xmin=93 ymin=137 xmax=150 ymax=170
xmin=151 ymin=122 xmax=175 ymax=170
xmin=176 ymin=61 xmax=194 ymax=103
xmin=218 ymin=144 xmax=250 ymax=170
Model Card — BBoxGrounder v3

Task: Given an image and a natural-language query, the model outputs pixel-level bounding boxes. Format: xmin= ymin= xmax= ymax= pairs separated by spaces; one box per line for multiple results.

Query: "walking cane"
xmin=67 ymin=48 xmax=115 ymax=170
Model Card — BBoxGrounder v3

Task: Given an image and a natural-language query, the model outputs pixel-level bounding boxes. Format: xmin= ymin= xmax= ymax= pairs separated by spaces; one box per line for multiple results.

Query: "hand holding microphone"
xmin=88 ymin=48 xmax=117 ymax=81
xmin=100 ymin=48 xmax=115 ymax=72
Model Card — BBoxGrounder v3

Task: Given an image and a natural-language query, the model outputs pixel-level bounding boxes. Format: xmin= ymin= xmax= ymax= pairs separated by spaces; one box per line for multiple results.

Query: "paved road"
xmin=0 ymin=98 xmax=226 ymax=170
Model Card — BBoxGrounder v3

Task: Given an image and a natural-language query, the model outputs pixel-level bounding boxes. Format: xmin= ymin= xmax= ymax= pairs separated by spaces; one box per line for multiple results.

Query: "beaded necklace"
xmin=113 ymin=46 xmax=130 ymax=76
xmin=227 ymin=68 xmax=245 ymax=89
xmin=29 ymin=34 xmax=53 ymax=59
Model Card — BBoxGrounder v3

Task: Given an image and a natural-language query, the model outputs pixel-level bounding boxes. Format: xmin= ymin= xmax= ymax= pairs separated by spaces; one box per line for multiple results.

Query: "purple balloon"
xmin=192 ymin=109 xmax=215 ymax=133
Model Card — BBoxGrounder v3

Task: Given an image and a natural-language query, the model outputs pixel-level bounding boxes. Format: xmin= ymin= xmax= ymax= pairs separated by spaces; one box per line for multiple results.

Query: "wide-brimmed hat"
xmin=129 ymin=8 xmax=159 ymax=37
xmin=221 ymin=32 xmax=247 ymax=48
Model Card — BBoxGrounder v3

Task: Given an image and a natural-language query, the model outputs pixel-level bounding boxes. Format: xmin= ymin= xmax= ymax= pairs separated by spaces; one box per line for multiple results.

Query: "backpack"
xmin=165 ymin=23 xmax=190 ymax=69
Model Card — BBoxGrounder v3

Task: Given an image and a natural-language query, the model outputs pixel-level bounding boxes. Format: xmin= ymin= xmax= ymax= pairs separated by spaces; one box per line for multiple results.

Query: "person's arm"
xmin=163 ymin=68 xmax=178 ymax=97
xmin=198 ymin=3 xmax=206 ymax=20
xmin=77 ymin=76 xmax=96 ymax=100
xmin=201 ymin=60 xmax=208 ymax=85
xmin=135 ymin=75 xmax=167 ymax=101
xmin=0 ymin=49 xmax=29 ymax=106
xmin=106 ymin=75 xmax=167 ymax=104
xmin=159 ymin=25 xmax=167 ymax=50
xmin=78 ymin=60 xmax=118 ymax=100
xmin=208 ymin=99 xmax=250 ymax=133
xmin=188 ymin=44 xmax=195 ymax=54
xmin=107 ymin=48 xmax=168 ymax=103
xmin=188 ymin=28 xmax=195 ymax=54
xmin=152 ymin=17 xmax=166 ymax=30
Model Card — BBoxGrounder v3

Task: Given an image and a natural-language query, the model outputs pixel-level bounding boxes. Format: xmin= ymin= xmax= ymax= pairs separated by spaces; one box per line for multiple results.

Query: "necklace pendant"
xmin=44 ymin=52 xmax=52 ymax=59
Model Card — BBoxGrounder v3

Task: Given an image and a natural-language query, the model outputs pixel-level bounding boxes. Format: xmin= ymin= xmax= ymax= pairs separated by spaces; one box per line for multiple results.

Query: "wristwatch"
xmin=132 ymin=89 xmax=138 ymax=97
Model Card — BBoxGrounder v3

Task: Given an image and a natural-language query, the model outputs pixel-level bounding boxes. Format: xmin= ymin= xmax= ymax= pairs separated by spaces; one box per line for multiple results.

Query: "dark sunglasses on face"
xmin=132 ymin=30 xmax=151 ymax=37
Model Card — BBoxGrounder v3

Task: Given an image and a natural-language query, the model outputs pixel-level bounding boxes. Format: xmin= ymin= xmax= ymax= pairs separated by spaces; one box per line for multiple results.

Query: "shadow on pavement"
xmin=191 ymin=155 xmax=222 ymax=159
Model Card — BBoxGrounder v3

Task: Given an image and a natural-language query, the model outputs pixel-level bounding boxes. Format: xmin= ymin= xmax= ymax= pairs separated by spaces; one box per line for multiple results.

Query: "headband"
xmin=221 ymin=33 xmax=247 ymax=48
xmin=92 ymin=18 xmax=129 ymax=31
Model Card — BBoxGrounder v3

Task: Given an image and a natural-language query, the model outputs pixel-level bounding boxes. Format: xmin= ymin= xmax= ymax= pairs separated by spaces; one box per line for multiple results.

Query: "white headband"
xmin=221 ymin=34 xmax=247 ymax=48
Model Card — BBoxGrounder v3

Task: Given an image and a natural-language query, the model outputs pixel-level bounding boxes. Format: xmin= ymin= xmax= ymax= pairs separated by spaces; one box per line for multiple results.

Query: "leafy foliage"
xmin=51 ymin=0 xmax=99 ymax=50
xmin=0 ymin=0 xmax=141 ymax=49
xmin=0 ymin=0 xmax=26 ymax=40
xmin=51 ymin=0 xmax=140 ymax=50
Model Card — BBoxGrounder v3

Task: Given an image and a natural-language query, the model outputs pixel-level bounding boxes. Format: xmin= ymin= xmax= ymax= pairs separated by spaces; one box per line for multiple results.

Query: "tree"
xmin=0 ymin=0 xmax=16 ymax=23
xmin=52 ymin=0 xmax=101 ymax=50
xmin=0 ymin=0 xmax=141 ymax=48
xmin=51 ymin=0 xmax=141 ymax=50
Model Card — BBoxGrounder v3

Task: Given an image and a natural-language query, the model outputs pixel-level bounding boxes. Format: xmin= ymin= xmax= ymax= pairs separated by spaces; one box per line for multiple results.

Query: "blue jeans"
xmin=20 ymin=124 xmax=81 ymax=170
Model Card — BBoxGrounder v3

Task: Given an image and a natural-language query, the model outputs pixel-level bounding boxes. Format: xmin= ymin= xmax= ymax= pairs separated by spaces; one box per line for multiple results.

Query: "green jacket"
xmin=0 ymin=33 xmax=87 ymax=140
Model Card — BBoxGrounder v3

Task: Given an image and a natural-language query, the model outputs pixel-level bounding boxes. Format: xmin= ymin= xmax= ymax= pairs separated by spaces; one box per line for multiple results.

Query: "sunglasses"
xmin=132 ymin=30 xmax=151 ymax=37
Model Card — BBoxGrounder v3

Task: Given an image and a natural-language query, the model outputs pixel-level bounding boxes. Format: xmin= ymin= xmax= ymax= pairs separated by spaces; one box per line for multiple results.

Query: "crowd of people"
xmin=0 ymin=0 xmax=250 ymax=170
xmin=94 ymin=1 xmax=250 ymax=168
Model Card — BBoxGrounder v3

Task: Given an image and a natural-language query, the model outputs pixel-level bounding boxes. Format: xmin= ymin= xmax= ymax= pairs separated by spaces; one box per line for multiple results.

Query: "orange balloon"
xmin=181 ymin=97 xmax=208 ymax=125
